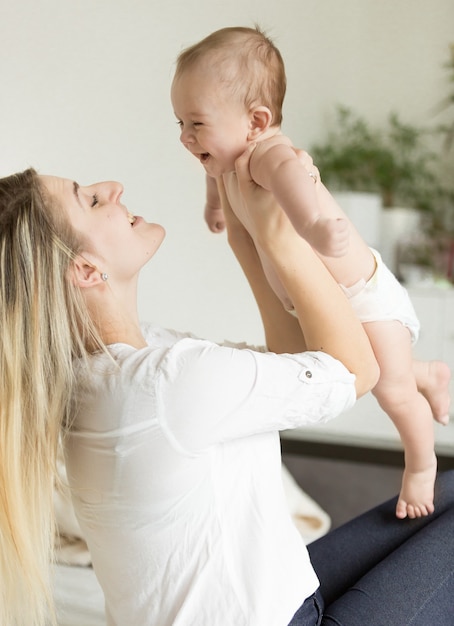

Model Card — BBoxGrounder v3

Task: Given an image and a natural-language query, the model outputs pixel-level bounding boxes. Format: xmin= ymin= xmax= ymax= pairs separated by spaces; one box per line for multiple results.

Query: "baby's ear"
xmin=248 ymin=106 xmax=273 ymax=140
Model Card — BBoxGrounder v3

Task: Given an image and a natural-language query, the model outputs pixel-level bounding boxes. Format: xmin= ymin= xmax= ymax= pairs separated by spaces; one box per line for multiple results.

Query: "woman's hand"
xmin=234 ymin=144 xmax=320 ymax=247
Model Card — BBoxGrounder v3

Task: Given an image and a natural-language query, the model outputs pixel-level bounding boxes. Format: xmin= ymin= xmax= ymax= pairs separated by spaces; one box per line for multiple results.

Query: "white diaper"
xmin=339 ymin=248 xmax=420 ymax=344
xmin=288 ymin=248 xmax=420 ymax=344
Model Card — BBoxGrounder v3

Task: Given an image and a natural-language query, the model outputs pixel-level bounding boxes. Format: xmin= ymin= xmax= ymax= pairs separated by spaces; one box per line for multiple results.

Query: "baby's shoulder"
xmin=251 ymin=134 xmax=296 ymax=170
xmin=255 ymin=133 xmax=294 ymax=155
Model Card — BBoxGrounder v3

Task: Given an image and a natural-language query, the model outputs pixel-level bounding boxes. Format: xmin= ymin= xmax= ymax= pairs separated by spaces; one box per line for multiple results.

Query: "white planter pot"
xmin=379 ymin=207 xmax=422 ymax=274
xmin=333 ymin=191 xmax=382 ymax=249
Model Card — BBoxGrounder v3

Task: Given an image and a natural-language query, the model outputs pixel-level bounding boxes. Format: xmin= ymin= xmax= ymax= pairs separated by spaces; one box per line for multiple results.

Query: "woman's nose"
xmin=98 ymin=181 xmax=123 ymax=202
xmin=108 ymin=181 xmax=124 ymax=202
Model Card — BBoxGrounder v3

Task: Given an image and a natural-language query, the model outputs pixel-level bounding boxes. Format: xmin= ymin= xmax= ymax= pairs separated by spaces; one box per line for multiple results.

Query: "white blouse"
xmin=65 ymin=323 xmax=355 ymax=626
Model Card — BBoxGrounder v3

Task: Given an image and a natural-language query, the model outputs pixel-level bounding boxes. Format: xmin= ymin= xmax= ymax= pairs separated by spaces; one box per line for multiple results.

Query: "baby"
xmin=171 ymin=26 xmax=451 ymax=519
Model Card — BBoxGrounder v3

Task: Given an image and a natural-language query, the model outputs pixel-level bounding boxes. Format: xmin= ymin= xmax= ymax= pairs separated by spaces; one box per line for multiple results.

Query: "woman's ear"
xmin=69 ymin=255 xmax=104 ymax=289
xmin=248 ymin=106 xmax=273 ymax=140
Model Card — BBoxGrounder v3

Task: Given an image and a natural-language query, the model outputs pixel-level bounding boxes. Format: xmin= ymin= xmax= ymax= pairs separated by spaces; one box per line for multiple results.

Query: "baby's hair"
xmin=175 ymin=26 xmax=286 ymax=126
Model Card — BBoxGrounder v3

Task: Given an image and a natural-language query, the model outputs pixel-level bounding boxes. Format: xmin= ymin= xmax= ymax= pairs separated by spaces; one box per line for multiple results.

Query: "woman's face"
xmin=41 ymin=175 xmax=165 ymax=282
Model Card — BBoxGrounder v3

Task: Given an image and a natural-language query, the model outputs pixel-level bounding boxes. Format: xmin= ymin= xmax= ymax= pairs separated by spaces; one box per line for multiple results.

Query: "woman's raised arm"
xmin=229 ymin=145 xmax=379 ymax=398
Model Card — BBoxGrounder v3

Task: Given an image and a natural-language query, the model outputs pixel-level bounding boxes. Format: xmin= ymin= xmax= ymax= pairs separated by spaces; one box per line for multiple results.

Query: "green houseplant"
xmin=310 ymin=79 xmax=454 ymax=282
xmin=310 ymin=104 xmax=439 ymax=210
xmin=433 ymin=42 xmax=454 ymax=154
xmin=419 ymin=44 xmax=454 ymax=281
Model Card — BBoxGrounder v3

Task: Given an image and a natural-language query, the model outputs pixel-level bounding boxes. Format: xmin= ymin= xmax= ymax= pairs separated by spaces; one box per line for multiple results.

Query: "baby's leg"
xmin=413 ymin=359 xmax=451 ymax=425
xmin=365 ymin=320 xmax=437 ymax=520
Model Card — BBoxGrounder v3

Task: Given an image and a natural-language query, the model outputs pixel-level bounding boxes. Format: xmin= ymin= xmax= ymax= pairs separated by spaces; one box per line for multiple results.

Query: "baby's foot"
xmin=415 ymin=360 xmax=451 ymax=425
xmin=396 ymin=458 xmax=437 ymax=519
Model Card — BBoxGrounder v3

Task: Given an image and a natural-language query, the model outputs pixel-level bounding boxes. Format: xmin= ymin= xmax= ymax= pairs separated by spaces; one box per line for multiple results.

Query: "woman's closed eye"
xmin=91 ymin=194 xmax=99 ymax=208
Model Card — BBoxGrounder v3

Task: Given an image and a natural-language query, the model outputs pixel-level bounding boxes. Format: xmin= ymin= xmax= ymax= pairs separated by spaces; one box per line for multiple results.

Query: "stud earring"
xmin=101 ymin=272 xmax=108 ymax=282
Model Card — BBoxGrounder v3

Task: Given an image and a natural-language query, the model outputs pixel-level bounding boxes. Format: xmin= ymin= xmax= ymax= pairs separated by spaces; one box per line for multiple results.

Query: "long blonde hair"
xmin=0 ymin=169 xmax=105 ymax=625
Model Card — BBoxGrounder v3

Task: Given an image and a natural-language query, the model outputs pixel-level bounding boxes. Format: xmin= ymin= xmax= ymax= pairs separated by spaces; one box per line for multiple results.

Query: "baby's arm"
xmin=204 ymin=174 xmax=226 ymax=233
xmin=250 ymin=142 xmax=349 ymax=257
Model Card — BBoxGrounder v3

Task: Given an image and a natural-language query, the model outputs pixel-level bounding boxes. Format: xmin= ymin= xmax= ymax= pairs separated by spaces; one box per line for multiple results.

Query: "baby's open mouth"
xmin=199 ymin=153 xmax=210 ymax=163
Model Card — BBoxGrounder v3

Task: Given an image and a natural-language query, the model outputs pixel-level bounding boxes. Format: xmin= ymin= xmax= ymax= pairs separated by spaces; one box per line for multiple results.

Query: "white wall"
xmin=1 ymin=0 xmax=452 ymax=344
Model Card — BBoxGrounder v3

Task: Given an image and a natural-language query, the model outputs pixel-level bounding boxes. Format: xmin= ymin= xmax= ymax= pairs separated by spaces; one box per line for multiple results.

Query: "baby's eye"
xmin=193 ymin=122 xmax=202 ymax=127
xmin=176 ymin=120 xmax=183 ymax=128
xmin=91 ymin=194 xmax=99 ymax=208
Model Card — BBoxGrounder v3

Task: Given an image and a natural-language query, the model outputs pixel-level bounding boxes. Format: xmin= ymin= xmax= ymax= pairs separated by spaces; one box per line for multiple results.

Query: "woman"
xmin=0 ymin=147 xmax=451 ymax=626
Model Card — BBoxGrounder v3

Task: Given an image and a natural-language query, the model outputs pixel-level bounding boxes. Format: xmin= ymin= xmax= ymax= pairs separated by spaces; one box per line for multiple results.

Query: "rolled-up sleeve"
xmin=156 ymin=339 xmax=355 ymax=453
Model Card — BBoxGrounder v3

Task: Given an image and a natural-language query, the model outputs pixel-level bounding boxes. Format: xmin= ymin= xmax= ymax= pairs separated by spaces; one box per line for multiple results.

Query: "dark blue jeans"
xmin=289 ymin=470 xmax=454 ymax=626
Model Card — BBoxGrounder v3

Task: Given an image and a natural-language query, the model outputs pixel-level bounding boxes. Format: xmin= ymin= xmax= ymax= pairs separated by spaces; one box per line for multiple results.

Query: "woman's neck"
xmin=101 ymin=322 xmax=147 ymax=348
xmin=86 ymin=283 xmax=147 ymax=349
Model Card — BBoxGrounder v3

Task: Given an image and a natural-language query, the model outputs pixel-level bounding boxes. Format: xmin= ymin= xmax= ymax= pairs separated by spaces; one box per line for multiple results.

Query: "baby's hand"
xmin=204 ymin=202 xmax=226 ymax=233
xmin=204 ymin=174 xmax=225 ymax=233
xmin=306 ymin=217 xmax=350 ymax=257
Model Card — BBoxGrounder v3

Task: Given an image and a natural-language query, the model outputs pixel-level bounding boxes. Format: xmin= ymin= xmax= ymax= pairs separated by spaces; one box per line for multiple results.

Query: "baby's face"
xmin=171 ymin=67 xmax=252 ymax=177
